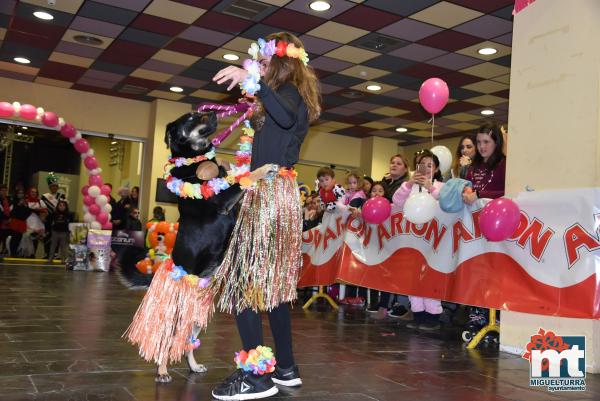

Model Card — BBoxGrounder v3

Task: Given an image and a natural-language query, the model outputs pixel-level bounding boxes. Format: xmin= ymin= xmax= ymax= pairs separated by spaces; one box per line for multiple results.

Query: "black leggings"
xmin=235 ymin=303 xmax=294 ymax=369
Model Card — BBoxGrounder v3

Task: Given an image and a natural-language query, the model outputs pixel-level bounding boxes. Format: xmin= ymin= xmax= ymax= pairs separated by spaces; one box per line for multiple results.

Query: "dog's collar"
xmin=167 ymin=148 xmax=216 ymax=168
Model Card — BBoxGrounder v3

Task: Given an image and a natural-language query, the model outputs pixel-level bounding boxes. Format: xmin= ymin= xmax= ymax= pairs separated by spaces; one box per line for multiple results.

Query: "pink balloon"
xmin=479 ymin=198 xmax=521 ymax=242
xmin=102 ymin=222 xmax=113 ymax=230
xmin=419 ymin=78 xmax=449 ymax=114
xmin=42 ymin=112 xmax=59 ymax=127
xmin=96 ymin=212 xmax=109 ymax=224
xmin=60 ymin=123 xmax=77 ymax=138
xmin=19 ymin=104 xmax=37 ymax=120
xmin=81 ymin=185 xmax=90 ymax=196
xmin=0 ymin=102 xmax=14 ymax=117
xmin=83 ymin=195 xmax=95 ymax=206
xmin=362 ymin=196 xmax=391 ymax=225
xmin=89 ymin=175 xmax=103 ymax=187
xmin=74 ymin=138 xmax=89 ymax=154
xmin=101 ymin=184 xmax=112 ymax=196
xmin=84 ymin=156 xmax=98 ymax=170
xmin=88 ymin=204 xmax=101 ymax=215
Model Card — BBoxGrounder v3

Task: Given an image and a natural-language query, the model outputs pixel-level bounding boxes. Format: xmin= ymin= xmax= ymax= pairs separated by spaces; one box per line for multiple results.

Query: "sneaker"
xmin=272 ymin=365 xmax=302 ymax=387
xmin=212 ymin=371 xmax=278 ymax=400
xmin=418 ymin=321 xmax=441 ymax=331
xmin=406 ymin=320 xmax=419 ymax=329
xmin=387 ymin=305 xmax=408 ymax=318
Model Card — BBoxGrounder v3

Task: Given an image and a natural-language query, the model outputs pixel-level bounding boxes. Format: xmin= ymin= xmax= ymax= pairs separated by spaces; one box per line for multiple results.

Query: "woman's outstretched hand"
xmin=213 ymin=66 xmax=249 ymax=91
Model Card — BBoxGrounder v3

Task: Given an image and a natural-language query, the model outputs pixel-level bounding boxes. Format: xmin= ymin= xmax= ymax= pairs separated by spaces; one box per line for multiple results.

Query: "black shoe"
xmin=388 ymin=305 xmax=408 ymax=318
xmin=212 ymin=371 xmax=278 ymax=400
xmin=272 ymin=365 xmax=302 ymax=387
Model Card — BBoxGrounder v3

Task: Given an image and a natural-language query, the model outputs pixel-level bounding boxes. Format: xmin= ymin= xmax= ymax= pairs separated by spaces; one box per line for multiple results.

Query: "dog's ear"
xmin=165 ymin=121 xmax=174 ymax=149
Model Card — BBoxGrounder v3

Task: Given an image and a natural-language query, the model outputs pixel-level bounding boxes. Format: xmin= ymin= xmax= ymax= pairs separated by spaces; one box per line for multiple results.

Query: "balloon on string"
xmin=431 ymin=145 xmax=453 ymax=175
xmin=479 ymin=198 xmax=521 ymax=241
xmin=419 ymin=78 xmax=449 ymax=114
xmin=362 ymin=196 xmax=391 ymax=225
xmin=404 ymin=192 xmax=437 ymax=224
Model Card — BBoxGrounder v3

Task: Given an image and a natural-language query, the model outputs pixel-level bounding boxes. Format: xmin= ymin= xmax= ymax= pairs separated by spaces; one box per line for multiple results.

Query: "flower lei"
xmin=234 ymin=345 xmax=277 ymax=376
xmin=240 ymin=37 xmax=309 ymax=96
xmin=163 ymin=124 xmax=255 ymax=198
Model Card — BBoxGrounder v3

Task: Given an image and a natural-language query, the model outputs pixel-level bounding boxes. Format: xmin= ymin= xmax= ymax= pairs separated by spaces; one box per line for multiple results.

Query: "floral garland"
xmin=234 ymin=345 xmax=277 ymax=376
xmin=164 ymin=123 xmax=255 ymax=198
xmin=240 ymin=37 xmax=309 ymax=96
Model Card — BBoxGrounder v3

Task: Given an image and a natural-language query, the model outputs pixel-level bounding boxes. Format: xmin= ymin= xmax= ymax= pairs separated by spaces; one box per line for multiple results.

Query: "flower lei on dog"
xmin=163 ymin=103 xmax=257 ymax=199
xmin=235 ymin=346 xmax=277 ymax=375
xmin=241 ymin=38 xmax=309 ymax=96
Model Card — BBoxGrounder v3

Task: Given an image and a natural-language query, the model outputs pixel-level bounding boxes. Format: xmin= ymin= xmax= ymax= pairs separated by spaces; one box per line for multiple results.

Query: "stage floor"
xmin=0 ymin=264 xmax=597 ymax=401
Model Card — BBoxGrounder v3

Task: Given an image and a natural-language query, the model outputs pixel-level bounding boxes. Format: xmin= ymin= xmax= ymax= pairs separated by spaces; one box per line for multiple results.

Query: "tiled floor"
xmin=0 ymin=264 xmax=597 ymax=401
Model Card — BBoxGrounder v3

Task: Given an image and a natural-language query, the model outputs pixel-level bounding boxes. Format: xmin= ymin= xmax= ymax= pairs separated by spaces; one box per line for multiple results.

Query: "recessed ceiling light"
xmin=223 ymin=53 xmax=240 ymax=61
xmin=111 ymin=141 xmax=117 ymax=145
xmin=22 ymin=126 xmax=28 ymax=130
xmin=14 ymin=57 xmax=31 ymax=64
xmin=396 ymin=127 xmax=408 ymax=133
xmin=33 ymin=11 xmax=54 ymax=20
xmin=170 ymin=86 xmax=184 ymax=93
xmin=17 ymin=132 xmax=22 ymax=136
xmin=309 ymin=1 xmax=331 ymax=12
xmin=478 ymin=47 xmax=497 ymax=56
xmin=73 ymin=34 xmax=104 ymax=46
xmin=366 ymin=84 xmax=382 ymax=91
xmin=480 ymin=109 xmax=495 ymax=116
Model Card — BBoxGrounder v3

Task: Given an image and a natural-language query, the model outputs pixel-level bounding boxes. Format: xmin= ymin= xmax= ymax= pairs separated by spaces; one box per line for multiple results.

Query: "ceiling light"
xmin=169 ymin=86 xmax=184 ymax=93
xmin=22 ymin=126 xmax=28 ymax=130
xmin=366 ymin=84 xmax=382 ymax=91
xmin=309 ymin=1 xmax=331 ymax=11
xmin=478 ymin=47 xmax=497 ymax=56
xmin=73 ymin=34 xmax=104 ymax=46
xmin=396 ymin=127 xmax=408 ymax=133
xmin=223 ymin=53 xmax=240 ymax=61
xmin=17 ymin=132 xmax=22 ymax=136
xmin=480 ymin=109 xmax=495 ymax=116
xmin=111 ymin=141 xmax=117 ymax=145
xmin=33 ymin=11 xmax=54 ymax=20
xmin=14 ymin=57 xmax=31 ymax=64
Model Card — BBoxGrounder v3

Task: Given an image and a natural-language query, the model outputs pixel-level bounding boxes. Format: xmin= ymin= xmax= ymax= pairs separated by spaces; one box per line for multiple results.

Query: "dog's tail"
xmin=116 ymin=246 xmax=154 ymax=289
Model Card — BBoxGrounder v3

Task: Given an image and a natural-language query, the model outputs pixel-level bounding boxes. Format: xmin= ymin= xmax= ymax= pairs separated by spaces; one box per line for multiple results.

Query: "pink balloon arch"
xmin=0 ymin=101 xmax=112 ymax=230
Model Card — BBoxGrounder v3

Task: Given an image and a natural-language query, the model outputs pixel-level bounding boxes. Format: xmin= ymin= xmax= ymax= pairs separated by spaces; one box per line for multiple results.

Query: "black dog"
xmin=120 ymin=111 xmax=274 ymax=382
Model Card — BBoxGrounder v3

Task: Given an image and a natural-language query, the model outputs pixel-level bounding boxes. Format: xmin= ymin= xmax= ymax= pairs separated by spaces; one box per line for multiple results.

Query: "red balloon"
xmin=42 ymin=112 xmax=59 ymax=127
xmin=88 ymin=204 xmax=101 ymax=215
xmin=84 ymin=156 xmax=98 ymax=170
xmin=89 ymin=175 xmax=103 ymax=187
xmin=100 ymin=184 xmax=111 ymax=196
xmin=81 ymin=185 xmax=90 ymax=196
xmin=19 ymin=104 xmax=37 ymax=120
xmin=60 ymin=123 xmax=77 ymax=138
xmin=479 ymin=198 xmax=521 ymax=242
xmin=74 ymin=138 xmax=89 ymax=154
xmin=83 ymin=195 xmax=95 ymax=206
xmin=0 ymin=102 xmax=15 ymax=117
xmin=419 ymin=78 xmax=449 ymax=114
xmin=96 ymin=212 xmax=109 ymax=224
xmin=362 ymin=196 xmax=391 ymax=225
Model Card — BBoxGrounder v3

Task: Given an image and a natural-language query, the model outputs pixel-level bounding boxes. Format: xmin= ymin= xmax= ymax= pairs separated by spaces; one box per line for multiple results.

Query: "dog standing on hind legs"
xmin=120 ymin=110 xmax=275 ymax=383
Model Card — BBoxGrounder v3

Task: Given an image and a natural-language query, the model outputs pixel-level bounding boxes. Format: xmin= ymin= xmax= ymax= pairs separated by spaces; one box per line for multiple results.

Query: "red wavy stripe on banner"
xmin=298 ymin=246 xmax=600 ymax=319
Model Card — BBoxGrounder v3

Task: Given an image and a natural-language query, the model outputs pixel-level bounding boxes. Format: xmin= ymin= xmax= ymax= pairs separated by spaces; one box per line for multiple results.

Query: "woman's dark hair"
xmin=415 ymin=149 xmax=443 ymax=182
xmin=56 ymin=200 xmax=69 ymax=213
xmin=362 ymin=176 xmax=373 ymax=185
xmin=452 ymin=134 xmax=476 ymax=177
xmin=473 ymin=120 xmax=505 ymax=169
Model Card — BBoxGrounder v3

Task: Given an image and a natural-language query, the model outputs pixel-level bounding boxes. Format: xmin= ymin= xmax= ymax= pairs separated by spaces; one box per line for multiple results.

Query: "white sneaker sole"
xmin=211 ymin=385 xmax=278 ymax=400
xmin=272 ymin=377 xmax=303 ymax=387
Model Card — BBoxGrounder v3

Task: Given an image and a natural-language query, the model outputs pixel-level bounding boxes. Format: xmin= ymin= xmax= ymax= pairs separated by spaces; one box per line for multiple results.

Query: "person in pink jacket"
xmin=392 ymin=149 xmax=444 ymax=331
xmin=336 ymin=172 xmax=367 ymax=216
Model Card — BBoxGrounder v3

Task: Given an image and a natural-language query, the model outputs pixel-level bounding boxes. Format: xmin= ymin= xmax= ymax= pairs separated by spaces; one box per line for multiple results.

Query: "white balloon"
xmin=102 ymin=203 xmax=112 ymax=213
xmin=95 ymin=194 xmax=108 ymax=206
xmin=83 ymin=213 xmax=95 ymax=223
xmin=403 ymin=192 xmax=437 ymax=224
xmin=88 ymin=185 xmax=101 ymax=197
xmin=90 ymin=221 xmax=102 ymax=229
xmin=431 ymin=145 xmax=453 ymax=175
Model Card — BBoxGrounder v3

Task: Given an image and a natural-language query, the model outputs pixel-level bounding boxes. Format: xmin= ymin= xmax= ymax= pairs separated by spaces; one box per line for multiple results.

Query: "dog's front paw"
xmin=155 ymin=373 xmax=172 ymax=383
xmin=248 ymin=163 xmax=279 ymax=183
xmin=189 ymin=363 xmax=207 ymax=373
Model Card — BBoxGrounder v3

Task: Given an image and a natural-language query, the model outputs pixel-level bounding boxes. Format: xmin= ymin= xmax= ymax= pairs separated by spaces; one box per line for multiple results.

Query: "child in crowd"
xmin=317 ymin=167 xmax=345 ymax=212
xmin=392 ymin=149 xmax=444 ymax=331
xmin=47 ymin=200 xmax=71 ymax=262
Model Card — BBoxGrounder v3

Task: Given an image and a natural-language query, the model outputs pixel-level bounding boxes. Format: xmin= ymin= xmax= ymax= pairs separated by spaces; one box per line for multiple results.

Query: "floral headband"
xmin=248 ymin=38 xmax=309 ymax=66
